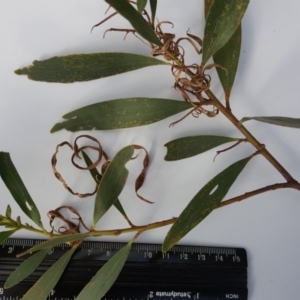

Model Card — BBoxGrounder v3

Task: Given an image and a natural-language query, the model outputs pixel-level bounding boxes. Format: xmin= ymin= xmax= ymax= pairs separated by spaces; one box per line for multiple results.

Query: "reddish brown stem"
xmin=218 ymin=181 xmax=300 ymax=209
xmin=206 ymin=89 xmax=298 ymax=184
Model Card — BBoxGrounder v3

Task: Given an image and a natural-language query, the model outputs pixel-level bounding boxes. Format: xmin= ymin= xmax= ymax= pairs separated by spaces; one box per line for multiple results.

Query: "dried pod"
xmin=51 ymin=135 xmax=108 ymax=198
xmin=47 ymin=206 xmax=89 ymax=235
xmin=132 ymin=145 xmax=153 ymax=204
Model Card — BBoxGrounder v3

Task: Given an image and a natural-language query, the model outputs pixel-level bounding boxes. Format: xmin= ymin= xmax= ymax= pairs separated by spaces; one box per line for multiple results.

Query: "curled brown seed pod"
xmin=51 ymin=135 xmax=108 ymax=198
xmin=71 ymin=135 xmax=108 ymax=170
xmin=47 ymin=205 xmax=90 ymax=235
xmin=132 ymin=145 xmax=154 ymax=204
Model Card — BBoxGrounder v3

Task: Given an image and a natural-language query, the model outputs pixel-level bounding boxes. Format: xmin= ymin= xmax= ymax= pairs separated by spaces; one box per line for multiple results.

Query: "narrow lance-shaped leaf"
xmin=15 ymin=53 xmax=167 ymax=83
xmin=202 ymin=0 xmax=249 ymax=66
xmin=76 ymin=239 xmax=134 ymax=300
xmin=164 ymin=135 xmax=240 ymax=161
xmin=150 ymin=0 xmax=157 ymax=26
xmin=137 ymin=0 xmax=147 ymax=13
xmin=162 ymin=155 xmax=252 ymax=252
xmin=204 ymin=1 xmax=242 ymax=106
xmin=213 ymin=25 xmax=241 ymax=105
xmin=82 ymin=151 xmax=134 ymax=226
xmin=22 ymin=245 xmax=78 ymax=300
xmin=17 ymin=233 xmax=89 ymax=258
xmin=5 ymin=248 xmax=50 ymax=289
xmin=93 ymin=146 xmax=134 ymax=227
xmin=0 ymin=229 xmax=17 ymax=244
xmin=105 ymin=0 xmax=162 ymax=46
xmin=51 ymin=98 xmax=192 ymax=133
xmin=0 ymin=152 xmax=43 ymax=229
xmin=240 ymin=116 xmax=300 ymax=129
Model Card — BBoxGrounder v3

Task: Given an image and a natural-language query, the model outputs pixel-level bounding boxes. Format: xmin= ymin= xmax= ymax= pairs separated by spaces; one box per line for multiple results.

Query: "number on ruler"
xmin=180 ymin=253 xmax=188 ymax=260
xmin=215 ymin=255 xmax=223 ymax=261
xmin=233 ymin=256 xmax=241 ymax=262
xmin=198 ymin=254 xmax=206 ymax=261
xmin=144 ymin=252 xmax=152 ymax=258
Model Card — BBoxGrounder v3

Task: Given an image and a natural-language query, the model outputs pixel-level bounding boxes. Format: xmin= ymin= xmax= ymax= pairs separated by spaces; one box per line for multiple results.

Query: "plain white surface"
xmin=1 ymin=1 xmax=300 ymax=299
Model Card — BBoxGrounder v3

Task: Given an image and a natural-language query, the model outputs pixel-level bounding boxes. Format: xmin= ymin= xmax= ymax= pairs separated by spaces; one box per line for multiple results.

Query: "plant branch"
xmin=12 ymin=181 xmax=300 ymax=241
xmin=90 ymin=217 xmax=177 ymax=237
xmin=164 ymin=46 xmax=298 ymax=185
xmin=18 ymin=224 xmax=52 ymax=237
xmin=205 ymin=89 xmax=298 ymax=184
xmin=218 ymin=181 xmax=300 ymax=209
xmin=90 ymin=180 xmax=300 ymax=238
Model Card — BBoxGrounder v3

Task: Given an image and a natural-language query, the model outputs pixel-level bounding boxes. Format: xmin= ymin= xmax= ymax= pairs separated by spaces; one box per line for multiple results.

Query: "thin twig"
xmin=218 ymin=182 xmax=300 ymax=209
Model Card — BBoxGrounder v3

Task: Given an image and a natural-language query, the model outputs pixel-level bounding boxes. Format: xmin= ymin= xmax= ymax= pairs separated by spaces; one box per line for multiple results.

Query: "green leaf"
xmin=17 ymin=233 xmax=88 ymax=257
xmin=202 ymin=0 xmax=250 ymax=66
xmin=82 ymin=151 xmax=134 ymax=226
xmin=5 ymin=205 xmax=12 ymax=218
xmin=162 ymin=155 xmax=252 ymax=251
xmin=93 ymin=146 xmax=134 ymax=227
xmin=204 ymin=0 xmax=213 ymax=18
xmin=113 ymin=200 xmax=134 ymax=226
xmin=240 ymin=116 xmax=300 ymax=128
xmin=150 ymin=0 xmax=157 ymax=25
xmin=51 ymin=98 xmax=192 ymax=133
xmin=105 ymin=0 xmax=162 ymax=46
xmin=213 ymin=25 xmax=241 ymax=104
xmin=0 ymin=152 xmax=43 ymax=228
xmin=137 ymin=0 xmax=147 ymax=13
xmin=22 ymin=245 xmax=78 ymax=300
xmin=0 ymin=229 xmax=17 ymax=244
xmin=164 ymin=135 xmax=239 ymax=161
xmin=15 ymin=53 xmax=167 ymax=83
xmin=16 ymin=216 xmax=21 ymax=227
xmin=81 ymin=151 xmax=103 ymax=184
xmin=5 ymin=248 xmax=50 ymax=289
xmin=76 ymin=240 xmax=133 ymax=300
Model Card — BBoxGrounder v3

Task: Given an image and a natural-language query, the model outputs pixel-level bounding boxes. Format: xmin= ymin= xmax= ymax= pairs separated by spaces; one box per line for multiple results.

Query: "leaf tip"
xmin=50 ymin=122 xmax=64 ymax=133
xmin=162 ymin=240 xmax=172 ymax=253
xmin=14 ymin=67 xmax=29 ymax=76
xmin=4 ymin=283 xmax=11 ymax=289
xmin=163 ymin=155 xmax=171 ymax=161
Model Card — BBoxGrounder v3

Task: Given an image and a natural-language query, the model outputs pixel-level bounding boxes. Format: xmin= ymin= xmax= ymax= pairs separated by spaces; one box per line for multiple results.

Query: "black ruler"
xmin=0 ymin=238 xmax=248 ymax=300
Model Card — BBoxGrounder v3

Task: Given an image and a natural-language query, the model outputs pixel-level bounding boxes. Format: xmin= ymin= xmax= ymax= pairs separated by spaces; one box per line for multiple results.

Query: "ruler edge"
xmin=1 ymin=238 xmax=247 ymax=253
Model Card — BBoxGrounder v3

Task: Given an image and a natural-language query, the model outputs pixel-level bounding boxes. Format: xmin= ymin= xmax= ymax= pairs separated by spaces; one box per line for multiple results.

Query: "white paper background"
xmin=1 ymin=1 xmax=300 ymax=299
